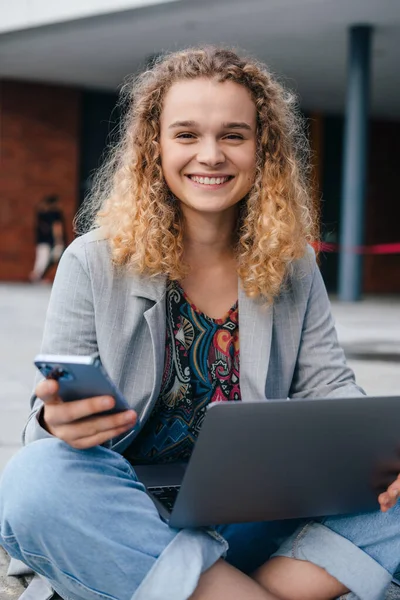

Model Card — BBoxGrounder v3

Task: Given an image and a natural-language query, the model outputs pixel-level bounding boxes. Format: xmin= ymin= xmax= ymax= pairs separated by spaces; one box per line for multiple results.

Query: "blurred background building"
xmin=0 ymin=0 xmax=399 ymax=297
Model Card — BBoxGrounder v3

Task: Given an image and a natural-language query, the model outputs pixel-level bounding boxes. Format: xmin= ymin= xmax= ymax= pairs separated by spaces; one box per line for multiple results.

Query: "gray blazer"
xmin=23 ymin=228 xmax=364 ymax=452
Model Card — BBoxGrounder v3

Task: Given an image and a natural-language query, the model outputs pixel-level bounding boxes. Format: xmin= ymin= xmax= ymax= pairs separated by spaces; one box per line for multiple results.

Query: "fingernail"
xmin=45 ymin=380 xmax=56 ymax=392
xmin=124 ymin=411 xmax=136 ymax=422
xmin=101 ymin=396 xmax=114 ymax=408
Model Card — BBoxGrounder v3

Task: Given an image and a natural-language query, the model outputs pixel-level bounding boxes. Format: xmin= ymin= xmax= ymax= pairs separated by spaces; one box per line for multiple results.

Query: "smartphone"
xmin=34 ymin=353 xmax=131 ymax=415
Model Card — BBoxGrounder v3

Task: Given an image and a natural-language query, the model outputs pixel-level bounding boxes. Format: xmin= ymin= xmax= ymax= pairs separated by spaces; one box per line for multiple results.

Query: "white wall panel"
xmin=0 ymin=0 xmax=180 ymax=33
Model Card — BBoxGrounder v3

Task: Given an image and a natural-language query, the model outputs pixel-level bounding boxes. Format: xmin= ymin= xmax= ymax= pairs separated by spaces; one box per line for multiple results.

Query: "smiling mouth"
xmin=186 ymin=175 xmax=234 ymax=186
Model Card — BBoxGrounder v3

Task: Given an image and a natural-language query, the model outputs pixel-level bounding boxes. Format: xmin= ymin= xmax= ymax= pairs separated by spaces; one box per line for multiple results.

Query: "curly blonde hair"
xmin=76 ymin=46 xmax=319 ymax=302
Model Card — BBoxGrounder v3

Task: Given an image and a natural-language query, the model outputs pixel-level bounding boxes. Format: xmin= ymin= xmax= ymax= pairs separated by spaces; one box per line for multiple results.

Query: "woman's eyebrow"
xmin=222 ymin=122 xmax=253 ymax=131
xmin=168 ymin=120 xmax=253 ymax=130
xmin=168 ymin=120 xmax=198 ymax=129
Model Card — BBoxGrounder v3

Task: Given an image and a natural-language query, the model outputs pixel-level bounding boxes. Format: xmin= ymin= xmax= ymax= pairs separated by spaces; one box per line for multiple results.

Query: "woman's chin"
xmin=177 ymin=194 xmax=242 ymax=215
xmin=181 ymin=203 xmax=237 ymax=217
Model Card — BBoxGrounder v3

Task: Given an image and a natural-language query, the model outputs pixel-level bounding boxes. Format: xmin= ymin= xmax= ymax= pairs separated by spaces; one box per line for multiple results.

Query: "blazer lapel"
xmin=238 ymin=284 xmax=273 ymax=402
xmin=144 ymin=293 xmax=167 ymax=408
xmin=131 ymin=273 xmax=167 ymax=415
xmin=112 ymin=274 xmax=167 ymax=453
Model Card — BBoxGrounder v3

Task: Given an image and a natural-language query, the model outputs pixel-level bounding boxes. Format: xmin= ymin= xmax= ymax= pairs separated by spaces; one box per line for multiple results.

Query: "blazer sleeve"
xmin=23 ymin=238 xmax=98 ymax=445
xmin=289 ymin=259 xmax=365 ymax=399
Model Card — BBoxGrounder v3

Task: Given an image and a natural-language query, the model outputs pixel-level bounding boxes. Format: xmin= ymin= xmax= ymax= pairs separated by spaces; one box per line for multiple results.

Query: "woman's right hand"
xmin=36 ymin=379 xmax=137 ymax=449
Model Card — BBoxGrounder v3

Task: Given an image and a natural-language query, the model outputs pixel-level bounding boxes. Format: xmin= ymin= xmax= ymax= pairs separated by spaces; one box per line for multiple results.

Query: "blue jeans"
xmin=0 ymin=439 xmax=399 ymax=600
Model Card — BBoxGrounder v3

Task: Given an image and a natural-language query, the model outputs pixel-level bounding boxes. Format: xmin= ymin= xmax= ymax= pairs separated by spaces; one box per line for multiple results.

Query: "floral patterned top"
xmin=127 ymin=280 xmax=241 ymax=464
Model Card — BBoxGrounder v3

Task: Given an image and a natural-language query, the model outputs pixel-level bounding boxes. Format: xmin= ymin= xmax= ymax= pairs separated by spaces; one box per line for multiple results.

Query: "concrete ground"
xmin=0 ymin=283 xmax=400 ymax=473
xmin=0 ymin=284 xmax=53 ymax=473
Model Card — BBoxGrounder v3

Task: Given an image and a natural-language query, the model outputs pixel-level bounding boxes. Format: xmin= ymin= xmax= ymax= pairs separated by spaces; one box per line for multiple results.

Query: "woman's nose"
xmin=196 ymin=139 xmax=225 ymax=166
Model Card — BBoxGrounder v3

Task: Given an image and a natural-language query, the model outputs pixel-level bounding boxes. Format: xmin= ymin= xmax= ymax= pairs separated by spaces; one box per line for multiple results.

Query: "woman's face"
xmin=159 ymin=78 xmax=257 ymax=218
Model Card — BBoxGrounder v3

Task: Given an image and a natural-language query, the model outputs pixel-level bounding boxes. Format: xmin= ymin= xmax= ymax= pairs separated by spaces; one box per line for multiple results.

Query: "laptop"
xmin=134 ymin=396 xmax=400 ymax=528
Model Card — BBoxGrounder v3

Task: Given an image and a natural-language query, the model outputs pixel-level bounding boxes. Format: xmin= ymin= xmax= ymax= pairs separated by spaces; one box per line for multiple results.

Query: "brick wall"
xmin=0 ymin=81 xmax=80 ymax=281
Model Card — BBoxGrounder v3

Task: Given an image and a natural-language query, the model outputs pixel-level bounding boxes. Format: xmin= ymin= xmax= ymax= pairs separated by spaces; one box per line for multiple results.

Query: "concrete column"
xmin=338 ymin=25 xmax=373 ymax=301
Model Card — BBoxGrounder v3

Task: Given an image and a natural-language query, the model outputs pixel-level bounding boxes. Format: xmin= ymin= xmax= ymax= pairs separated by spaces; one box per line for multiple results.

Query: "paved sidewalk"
xmin=0 ymin=284 xmax=52 ymax=473
xmin=330 ymin=295 xmax=400 ymax=396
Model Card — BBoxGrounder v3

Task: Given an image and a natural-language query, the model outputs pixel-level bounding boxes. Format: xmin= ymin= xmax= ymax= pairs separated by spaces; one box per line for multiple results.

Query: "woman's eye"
xmin=176 ymin=133 xmax=195 ymax=139
xmin=224 ymin=134 xmax=244 ymax=140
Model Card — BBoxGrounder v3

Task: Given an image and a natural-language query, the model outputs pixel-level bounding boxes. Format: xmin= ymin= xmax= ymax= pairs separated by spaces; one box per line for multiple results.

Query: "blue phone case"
xmin=34 ymin=353 xmax=131 ymax=414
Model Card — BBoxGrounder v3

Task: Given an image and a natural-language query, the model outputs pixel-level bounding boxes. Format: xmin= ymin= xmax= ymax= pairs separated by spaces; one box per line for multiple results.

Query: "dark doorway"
xmin=79 ymin=90 xmax=120 ymax=208
xmin=319 ymin=115 xmax=344 ymax=293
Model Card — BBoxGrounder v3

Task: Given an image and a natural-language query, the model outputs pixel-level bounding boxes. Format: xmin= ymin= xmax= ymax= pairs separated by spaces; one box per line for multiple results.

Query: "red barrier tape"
xmin=311 ymin=242 xmax=400 ymax=255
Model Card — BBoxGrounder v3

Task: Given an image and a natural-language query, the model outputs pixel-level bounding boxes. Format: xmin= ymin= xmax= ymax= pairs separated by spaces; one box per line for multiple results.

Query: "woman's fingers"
xmin=45 ymin=395 xmax=116 ymax=426
xmin=69 ymin=423 xmax=137 ymax=450
xmin=36 ymin=381 xmax=137 ymax=448
xmin=55 ymin=409 xmax=137 ymax=443
xmin=378 ymin=475 xmax=400 ymax=512
xmin=35 ymin=378 xmax=62 ymax=404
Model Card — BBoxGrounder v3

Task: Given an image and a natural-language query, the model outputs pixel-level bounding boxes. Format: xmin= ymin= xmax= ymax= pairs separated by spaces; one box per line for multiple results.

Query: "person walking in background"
xmin=29 ymin=194 xmax=66 ymax=283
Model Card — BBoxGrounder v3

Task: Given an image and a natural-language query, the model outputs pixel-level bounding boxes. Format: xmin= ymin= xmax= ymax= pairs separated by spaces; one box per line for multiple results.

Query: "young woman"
xmin=1 ymin=46 xmax=399 ymax=600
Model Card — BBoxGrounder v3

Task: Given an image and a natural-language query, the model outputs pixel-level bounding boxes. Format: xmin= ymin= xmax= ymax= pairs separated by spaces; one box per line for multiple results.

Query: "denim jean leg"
xmin=0 ymin=439 xmax=227 ymax=600
xmin=321 ymin=504 xmax=400 ymax=574
xmin=271 ymin=504 xmax=400 ymax=600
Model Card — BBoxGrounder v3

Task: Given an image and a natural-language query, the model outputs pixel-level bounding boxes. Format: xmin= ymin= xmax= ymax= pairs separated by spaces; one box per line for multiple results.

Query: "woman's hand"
xmin=374 ymin=454 xmax=400 ymax=512
xmin=378 ymin=474 xmax=400 ymax=512
xmin=36 ymin=378 xmax=137 ymax=449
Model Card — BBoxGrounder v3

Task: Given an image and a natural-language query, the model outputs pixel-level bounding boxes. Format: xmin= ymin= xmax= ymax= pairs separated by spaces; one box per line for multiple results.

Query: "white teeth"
xmin=190 ymin=176 xmax=230 ymax=185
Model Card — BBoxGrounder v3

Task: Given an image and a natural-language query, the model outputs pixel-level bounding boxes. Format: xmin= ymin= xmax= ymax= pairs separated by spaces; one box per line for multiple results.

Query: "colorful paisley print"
xmin=128 ymin=280 xmax=241 ymax=464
